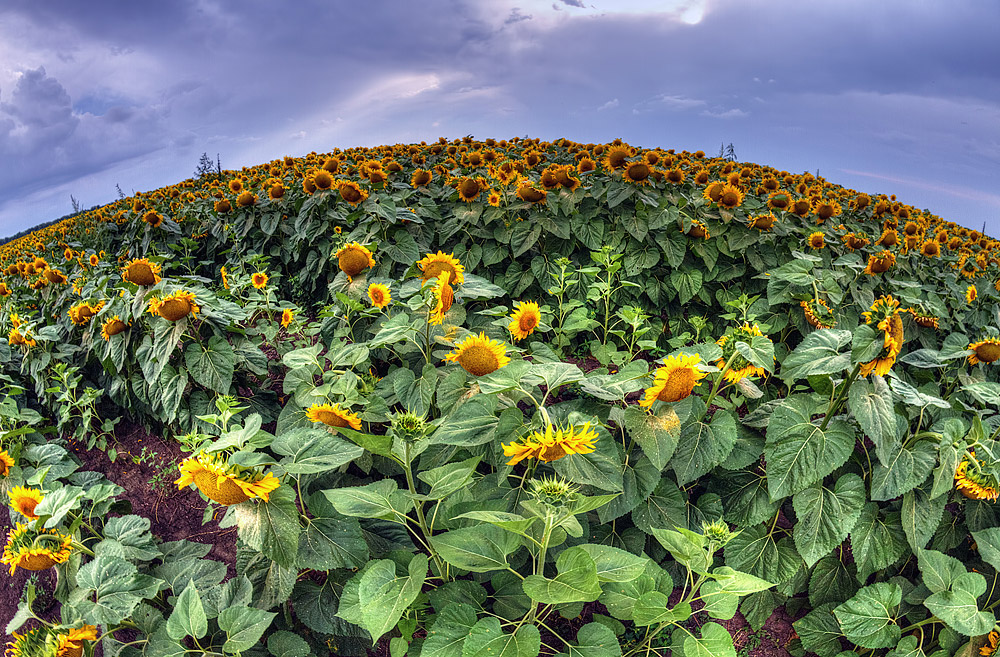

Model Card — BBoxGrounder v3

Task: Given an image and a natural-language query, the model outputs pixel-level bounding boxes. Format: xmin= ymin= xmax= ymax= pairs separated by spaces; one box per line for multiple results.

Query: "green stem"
xmin=704 ymin=351 xmax=740 ymax=410
xmin=820 ymin=363 xmax=862 ymax=431
xmin=403 ymin=442 xmax=447 ymax=580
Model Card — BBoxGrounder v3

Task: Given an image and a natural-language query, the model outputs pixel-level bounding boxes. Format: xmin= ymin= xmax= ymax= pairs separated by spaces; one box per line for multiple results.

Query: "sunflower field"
xmin=2 ymin=136 xmax=1000 ymax=657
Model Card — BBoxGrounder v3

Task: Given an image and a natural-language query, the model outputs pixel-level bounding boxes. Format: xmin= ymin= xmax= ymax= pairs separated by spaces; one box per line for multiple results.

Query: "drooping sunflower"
xmin=411 ymin=169 xmax=433 ymax=187
xmin=907 ymin=308 xmax=939 ymax=330
xmin=1 ymin=522 xmax=74 ymax=575
xmin=812 ymin=199 xmax=841 ymax=222
xmin=859 ymin=295 xmax=904 ymax=377
xmin=748 ymin=213 xmax=776 ymax=231
xmin=455 ymin=177 xmax=483 ymax=202
xmin=68 ymin=302 xmax=100 ymax=326
xmin=251 ymin=272 xmax=269 ymax=289
xmin=0 ymin=282 xmax=9 ymax=296
xmin=955 ymin=451 xmax=999 ymax=501
xmin=508 ymin=301 xmax=541 ymax=341
xmin=236 ymin=191 xmax=256 ymax=207
xmin=967 ymin=285 xmax=978 ymax=304
xmin=623 ymin=162 xmax=651 ymax=185
xmin=338 ymin=180 xmax=369 ymax=205
xmin=968 ymin=338 xmax=1000 ymax=365
xmin=702 ymin=181 xmax=725 ymax=204
xmin=417 ymin=251 xmax=465 ymax=285
xmin=429 ymin=271 xmax=455 ymax=325
xmin=44 ymin=268 xmax=67 ymax=284
xmin=842 ymin=232 xmax=870 ymax=251
xmin=715 ymin=323 xmax=773 ymax=383
xmin=214 ymin=199 xmax=232 ymax=213
xmin=268 ymin=182 xmax=286 ymax=201
xmin=0 ymin=450 xmax=13 ymax=477
xmin=306 ymin=402 xmax=362 ymax=430
xmin=53 ymin=625 xmax=99 ymax=657
xmin=148 ymin=290 xmax=200 ymax=322
xmin=122 ymin=257 xmax=162 ymax=286
xmin=877 ymin=229 xmax=899 ymax=248
xmin=516 ymin=179 xmax=547 ymax=204
xmin=444 ymin=332 xmax=511 ymax=376
xmin=766 ymin=190 xmax=792 ymax=211
xmin=640 ymin=354 xmax=707 ymax=407
xmin=368 ymin=283 xmax=391 ymax=309
xmin=863 ymin=250 xmax=896 ymax=275
xmin=789 ymin=198 xmax=813 ymax=217
xmin=143 ymin=211 xmax=163 ymax=228
xmin=807 ymin=231 xmax=826 ymax=250
xmin=980 ymin=630 xmax=1000 ymax=657
xmin=686 ymin=219 xmax=710 ymax=239
xmin=175 ymin=452 xmax=280 ymax=506
xmin=100 ymin=316 xmax=129 ymax=340
xmin=801 ymin=298 xmax=837 ymax=329
xmin=336 ymin=242 xmax=376 ymax=279
xmin=221 ymin=265 xmax=229 ymax=290
xmin=502 ymin=422 xmax=598 ymax=466
xmin=281 ymin=308 xmax=294 ymax=328
xmin=717 ymin=184 xmax=745 ymax=210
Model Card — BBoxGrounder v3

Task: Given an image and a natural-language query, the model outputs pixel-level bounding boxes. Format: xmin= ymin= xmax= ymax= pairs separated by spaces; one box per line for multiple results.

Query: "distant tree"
xmin=116 ymin=183 xmax=126 ymax=200
xmin=195 ymin=152 xmax=215 ymax=179
xmin=717 ymin=143 xmax=737 ymax=162
xmin=70 ymin=195 xmax=81 ymax=213
xmin=216 ymin=153 xmax=222 ymax=176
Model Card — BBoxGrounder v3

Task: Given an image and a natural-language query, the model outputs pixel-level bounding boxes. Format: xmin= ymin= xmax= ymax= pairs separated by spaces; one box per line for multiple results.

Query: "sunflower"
xmin=214 ymin=199 xmax=232 ymax=213
xmin=801 ymin=298 xmax=836 ymax=329
xmin=306 ymin=403 xmax=362 ymax=430
xmin=68 ymin=302 xmax=99 ymax=326
xmin=122 ymin=258 xmax=162 ymax=286
xmin=0 ymin=450 xmax=13 ymax=477
xmin=44 ymin=268 xmax=67 ymax=284
xmin=602 ymin=144 xmax=634 ymax=171
xmin=339 ymin=180 xmax=369 ymax=205
xmin=1 ymin=523 xmax=74 ymax=575
xmin=54 ymin=625 xmax=99 ymax=657
xmin=790 ymin=198 xmax=813 ymax=217
xmin=236 ymin=191 xmax=256 ymax=207
xmin=967 ymin=285 xmax=978 ymax=304
xmin=968 ymin=338 xmax=1000 ymax=365
xmin=981 ymin=630 xmax=1000 ymax=657
xmin=221 ymin=265 xmax=229 ymax=290
xmin=312 ymin=170 xmax=334 ymax=190
xmin=8 ymin=329 xmax=36 ymax=349
xmin=8 ymin=486 xmax=43 ymax=519
xmin=100 ymin=316 xmax=129 ymax=340
xmin=748 ymin=213 xmax=776 ymax=231
xmin=717 ymin=184 xmax=745 ymax=209
xmin=0 ymin=282 xmax=9 ymax=296
xmin=640 ymin=354 xmax=707 ymax=407
xmin=877 ymin=229 xmax=899 ymax=248
xmin=702 ymin=182 xmax=725 ymax=204
xmin=715 ymin=323 xmax=772 ymax=382
xmin=859 ymin=295 xmax=904 ymax=377
xmin=807 ymin=232 xmax=825 ymax=250
xmin=813 ymin=199 xmax=841 ymax=222
xmin=143 ymin=211 xmax=163 ymax=228
xmin=842 ymin=233 xmax=870 ymax=251
xmin=456 ymin=177 xmax=483 ymax=202
xmin=955 ymin=451 xmax=999 ymax=501
xmin=63 ymin=247 xmax=73 ymax=261
xmin=429 ymin=271 xmax=455 ymax=325
xmin=487 ymin=190 xmax=502 ymax=207
xmin=411 ymin=169 xmax=433 ymax=187
xmin=577 ymin=157 xmax=597 ymax=174
xmin=508 ymin=301 xmax=541 ymax=341
xmin=918 ymin=240 xmax=939 ymax=257
xmin=766 ymin=190 xmax=792 ymax=211
xmin=251 ymin=272 xmax=269 ymax=289
xmin=686 ymin=219 xmax=710 ymax=239
xmin=368 ymin=283 xmax=391 ymax=309
xmin=623 ymin=162 xmax=651 ymax=185
xmin=444 ymin=332 xmax=511 ymax=376
xmin=281 ymin=308 xmax=294 ymax=328
xmin=417 ymin=251 xmax=465 ymax=285
xmin=502 ymin=422 xmax=599 ymax=465
xmin=863 ymin=250 xmax=896 ymax=275
xmin=908 ymin=309 xmax=939 ymax=330
xmin=175 ymin=452 xmax=280 ymax=506
xmin=149 ymin=290 xmax=200 ymax=322
xmin=336 ymin=242 xmax=376 ymax=279
xmin=228 ymin=179 xmax=244 ymax=194
xmin=516 ymin=179 xmax=547 ymax=204
xmin=89 ymin=253 xmax=99 ymax=267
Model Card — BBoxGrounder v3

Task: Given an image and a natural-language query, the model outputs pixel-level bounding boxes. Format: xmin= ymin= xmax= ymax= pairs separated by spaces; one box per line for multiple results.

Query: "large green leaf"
xmin=848 ymin=376 xmax=897 ymax=464
xmin=321 ymin=479 xmax=410 ymax=521
xmin=869 ymin=440 xmax=936 ymax=501
xmin=720 ymin=471 xmax=778 ymax=528
xmin=575 ymin=544 xmax=649 ymax=583
xmin=632 ymin=594 xmax=692 ymax=626
xmin=463 ymin=618 xmax=541 ymax=657
xmin=924 ymin=587 xmax=993 ymax=637
xmin=298 ymin=493 xmax=368 ymax=570
xmin=901 ymin=485 xmax=945 ymax=552
xmin=166 ymin=581 xmax=208 ymax=641
xmin=833 ymin=582 xmax=901 ymax=649
xmin=233 ymin=485 xmax=301 ymax=567
xmin=553 ymin=427 xmax=624 ymax=492
xmin=792 ymin=473 xmax=865 ymax=567
xmin=429 ymin=524 xmax=521 ymax=573
xmin=184 ymin=335 xmax=235 ymax=393
xmin=672 ymin=410 xmax=737 ymax=486
xmin=780 ymin=330 xmax=852 ymax=382
xmin=682 ymin=621 xmax=736 ymax=657
xmin=422 ymin=603 xmax=478 ymax=657
xmin=850 ymin=504 xmax=907 ymax=582
xmin=430 ymin=396 xmax=499 ymax=446
xmin=522 ymin=546 xmax=602 ymax=604
xmin=218 ymin=606 xmax=276 ymax=653
xmin=724 ymin=524 xmax=802 ymax=585
xmin=972 ymin=527 xmax=1000 ymax=573
xmin=794 ymin=604 xmax=844 ymax=657
xmin=565 ymin=622 xmax=622 ymax=657
xmin=625 ymin=406 xmax=679 ymax=471
xmin=271 ymin=427 xmax=363 ymax=474
xmin=71 ymin=555 xmax=162 ymax=625
xmin=339 ymin=554 xmax=427 ymax=642
xmin=765 ymin=395 xmax=854 ymax=500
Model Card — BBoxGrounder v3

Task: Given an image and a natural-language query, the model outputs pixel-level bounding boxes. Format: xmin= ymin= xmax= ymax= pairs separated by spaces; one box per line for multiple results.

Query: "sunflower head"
xmin=54 ymin=625 xmax=99 ymax=657
xmin=863 ymin=250 xmax=896 ymax=275
xmin=748 ymin=213 xmax=776 ymax=231
xmin=281 ymin=308 xmax=294 ymax=328
xmin=801 ymin=298 xmax=836 ymax=329
xmin=528 ymin=474 xmax=580 ymax=509
xmin=251 ymin=272 xmax=269 ymax=289
xmin=503 ymin=422 xmax=598 ymax=466
xmin=176 ymin=452 xmax=280 ymax=506
xmin=417 ymin=251 xmax=465 ymax=285
xmin=101 ymin=316 xmax=129 ymax=341
xmin=306 ymin=403 xmax=362 ymax=430
xmin=508 ymin=301 xmax=541 ymax=341
xmin=339 ymin=180 xmax=369 ymax=205
xmin=1 ymin=522 xmax=74 ymax=575
xmin=686 ymin=220 xmax=710 ymax=240
xmin=640 ymin=354 xmax=708 ymax=407
xmin=429 ymin=271 xmax=455 ymax=325
xmin=807 ymin=232 xmax=825 ymax=250
xmin=444 ymin=331 xmax=511 ymax=376
xmin=336 ymin=242 xmax=376 ymax=279
xmin=859 ymin=296 xmax=904 ymax=377
xmin=968 ymin=338 xmax=1000 ymax=365
xmin=122 ymin=258 xmax=162 ymax=286
xmin=368 ymin=283 xmax=391 ymax=309
xmin=455 ymin=177 xmax=483 ymax=202
xmin=956 ymin=451 xmax=1000 ymax=502
xmin=516 ymin=179 xmax=547 ymax=204
xmin=717 ymin=184 xmax=745 ymax=210
xmin=967 ymin=285 xmax=978 ymax=304
xmin=151 ymin=290 xmax=200 ymax=322
xmin=715 ymin=323 xmax=772 ymax=383
xmin=8 ymin=486 xmax=42 ymax=519
xmin=0 ymin=450 xmax=14 ymax=477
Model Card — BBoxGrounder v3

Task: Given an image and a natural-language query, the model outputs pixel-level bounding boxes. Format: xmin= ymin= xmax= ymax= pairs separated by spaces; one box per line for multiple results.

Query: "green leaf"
xmin=724 ymin=524 xmax=802 ymax=585
xmin=671 ymin=270 xmax=703 ymax=305
xmin=781 ymin=330 xmax=852 ymax=382
xmin=553 ymin=427 xmax=624 ymax=492
xmin=344 ymin=554 xmax=427 ymax=642
xmin=809 ymin=556 xmax=858 ymax=608
xmin=794 ymin=604 xmax=844 ymax=657
xmin=417 ymin=456 xmax=480 ymax=500
xmin=463 ymin=617 xmax=541 ymax=657
xmin=672 ymin=410 xmax=737 ymax=486
xmin=430 ymin=524 xmax=521 ymax=573
xmin=852 ymin=325 xmax=884 ymax=365
xmin=683 ymin=621 xmax=736 ymax=657
xmin=531 ymin=362 xmax=585 ymax=391
xmin=567 ymin=622 xmax=622 ymax=657
xmin=963 ymin=382 xmax=1000 ymax=406
xmin=792 ymin=473 xmax=866 ymax=567
xmin=765 ymin=395 xmax=854 ymax=500
xmin=870 ymin=440 xmax=936 ymax=501
xmin=430 ymin=396 xmax=499 ymax=446
xmin=510 ymin=221 xmax=542 ymax=257
xmin=34 ymin=485 xmax=84 ymax=529
xmin=850 ymin=504 xmax=908 ymax=582
xmin=73 ymin=556 xmax=162 ymax=625
xmin=735 ymin=335 xmax=775 ymax=373
xmin=917 ymin=549 xmax=967 ymax=594
xmin=102 ymin=514 xmax=160 ymax=561
xmin=233 ymin=485 xmax=301 ymax=567
xmin=650 ymin=527 xmax=711 ymax=574
xmin=422 ymin=603 xmax=478 ymax=657
xmin=833 ymin=582 xmax=902 ymax=649
xmin=632 ymin=476 xmax=687 ymax=534
xmin=322 ymin=479 xmax=409 ymax=521
xmin=625 ymin=406 xmax=679 ymax=470
xmin=272 ymin=427 xmax=363 ymax=474
xmin=972 ymin=527 xmax=1000 ymax=572
xmin=298 ymin=494 xmax=368 ymax=570
xmin=709 ymin=567 xmax=775 ymax=595
xmin=901 ymin=485 xmax=945 ymax=552
xmin=924 ymin=588 xmax=994 ymax=636
xmin=166 ymin=582 xmax=208 ymax=641
xmin=699 ymin=581 xmax=740 ymax=620
xmin=184 ymin=335 xmax=235 ymax=393
xmin=576 ymin=544 xmax=649 ymax=583
xmin=849 ymin=376 xmax=897 ymax=463
xmin=720 ymin=471 xmax=778 ymax=528
xmin=219 ymin=606 xmax=276 ymax=653
xmin=522 ymin=546 xmax=603 ymax=604
xmin=632 ymin=594 xmax=692 ymax=626
xmin=454 ymin=511 xmax=537 ymax=536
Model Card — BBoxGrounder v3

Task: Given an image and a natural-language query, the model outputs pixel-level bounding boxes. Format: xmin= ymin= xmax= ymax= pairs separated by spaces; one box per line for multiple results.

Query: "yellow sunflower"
xmin=143 ymin=211 xmax=163 ymax=228
xmin=715 ymin=323 xmax=772 ymax=382
xmin=122 ymin=257 xmax=162 ymax=286
xmin=429 ymin=271 xmax=455 ymax=326
xmin=100 ymin=316 xmax=129 ymax=340
xmin=955 ymin=451 xmax=999 ymax=501
xmin=602 ymin=144 xmax=634 ymax=171
xmin=967 ymin=285 xmax=978 ymax=304
xmin=455 ymin=177 xmax=483 ymax=202
xmin=444 ymin=332 xmax=511 ymax=376
xmin=336 ymin=242 xmax=376 ymax=279
xmin=863 ymin=250 xmax=896 ymax=275
xmin=859 ymin=295 xmax=904 ymax=377
xmin=508 ymin=301 xmax=541 ymax=341
xmin=368 ymin=283 xmax=391 ymax=309
xmin=717 ymin=184 xmax=745 ymax=209
xmin=175 ymin=453 xmax=280 ymax=506
xmin=640 ymin=354 xmax=707 ymax=407
xmin=516 ymin=179 xmax=547 ymax=204
xmin=236 ymin=191 xmax=256 ymax=207
xmin=68 ymin=302 xmax=99 ymax=326
xmin=281 ymin=308 xmax=294 ymax=328
xmin=149 ymin=290 xmax=200 ymax=322
xmin=487 ymin=190 xmax=502 ymax=207
xmin=0 ymin=450 xmax=13 ymax=477
xmin=306 ymin=402 xmax=362 ymax=430
xmin=623 ymin=162 xmax=651 ymax=185
xmin=251 ymin=272 xmax=269 ymax=289
xmin=338 ymin=180 xmax=369 ymax=205
xmin=502 ymin=422 xmax=599 ymax=465
xmin=89 ymin=253 xmax=99 ymax=267
xmin=801 ymin=298 xmax=836 ymax=329
xmin=1 ymin=522 xmax=74 ymax=575
xmin=417 ymin=251 xmax=465 ymax=285
xmin=980 ymin=630 xmax=1000 ymax=657
xmin=8 ymin=486 xmax=43 ymax=519
xmin=807 ymin=232 xmax=825 ymax=250
xmin=968 ymin=338 xmax=1000 ymax=365
xmin=411 ymin=169 xmax=433 ymax=187
xmin=748 ymin=213 xmax=776 ymax=231
xmin=687 ymin=220 xmax=710 ymax=239
xmin=54 ymin=625 xmax=99 ymax=657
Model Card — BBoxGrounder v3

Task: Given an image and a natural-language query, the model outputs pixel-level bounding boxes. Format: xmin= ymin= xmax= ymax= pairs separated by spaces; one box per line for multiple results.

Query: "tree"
xmin=195 ymin=152 xmax=215 ymax=179
xmin=116 ymin=183 xmax=126 ymax=200
xmin=70 ymin=195 xmax=81 ymax=213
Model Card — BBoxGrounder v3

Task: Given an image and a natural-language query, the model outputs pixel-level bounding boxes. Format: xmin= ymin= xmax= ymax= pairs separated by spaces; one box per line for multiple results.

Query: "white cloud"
xmin=701 ymin=108 xmax=748 ymax=119
xmin=597 ymin=98 xmax=619 ymax=110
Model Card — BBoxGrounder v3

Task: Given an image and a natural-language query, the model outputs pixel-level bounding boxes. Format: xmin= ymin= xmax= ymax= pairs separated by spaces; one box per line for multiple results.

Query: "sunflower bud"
xmin=391 ymin=411 xmax=429 ymax=443
xmin=528 ymin=475 xmax=580 ymax=510
xmin=701 ymin=519 xmax=735 ymax=548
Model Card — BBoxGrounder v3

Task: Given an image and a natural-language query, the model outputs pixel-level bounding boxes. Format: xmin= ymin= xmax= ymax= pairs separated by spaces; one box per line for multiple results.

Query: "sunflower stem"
xmin=703 ymin=351 xmax=739 ymax=411
xmin=820 ymin=363 xmax=862 ymax=431
xmin=402 ymin=441 xmax=448 ymax=581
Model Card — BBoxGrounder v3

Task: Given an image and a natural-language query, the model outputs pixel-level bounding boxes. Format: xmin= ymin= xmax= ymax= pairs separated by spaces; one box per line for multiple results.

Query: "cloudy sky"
xmin=1 ymin=0 xmax=998 ymax=238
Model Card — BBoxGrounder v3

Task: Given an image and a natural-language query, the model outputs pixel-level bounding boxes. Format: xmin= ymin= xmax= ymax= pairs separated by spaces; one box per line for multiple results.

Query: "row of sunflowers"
xmin=0 ymin=136 xmax=999 ymax=657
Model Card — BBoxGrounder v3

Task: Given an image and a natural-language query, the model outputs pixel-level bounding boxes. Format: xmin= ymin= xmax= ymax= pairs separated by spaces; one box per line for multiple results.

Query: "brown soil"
xmin=1 ymin=421 xmax=236 ymax=639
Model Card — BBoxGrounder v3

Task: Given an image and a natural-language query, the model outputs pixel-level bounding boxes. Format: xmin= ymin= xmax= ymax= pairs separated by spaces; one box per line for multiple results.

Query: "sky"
xmin=1 ymin=0 xmax=999 ymax=239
